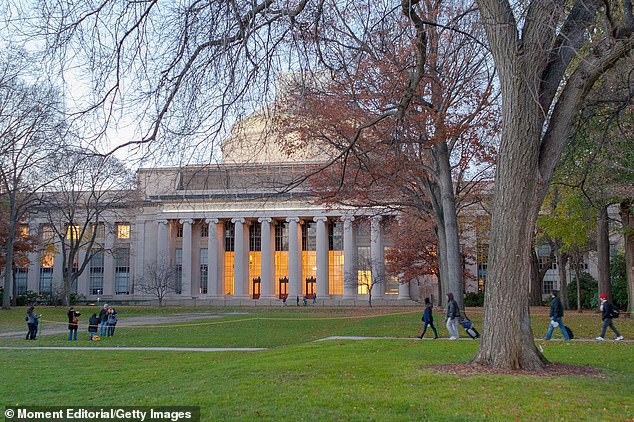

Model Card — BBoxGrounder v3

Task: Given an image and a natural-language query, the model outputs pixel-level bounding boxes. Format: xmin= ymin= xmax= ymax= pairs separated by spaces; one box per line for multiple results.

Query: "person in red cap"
xmin=595 ymin=294 xmax=624 ymax=341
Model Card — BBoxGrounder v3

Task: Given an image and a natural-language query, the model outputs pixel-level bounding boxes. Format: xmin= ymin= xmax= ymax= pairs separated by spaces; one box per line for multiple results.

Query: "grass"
xmin=1 ymin=306 xmax=633 ymax=421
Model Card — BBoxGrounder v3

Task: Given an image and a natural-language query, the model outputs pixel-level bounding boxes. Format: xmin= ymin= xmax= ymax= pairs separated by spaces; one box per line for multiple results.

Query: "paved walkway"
xmin=316 ymin=335 xmax=631 ymax=342
xmin=0 ymin=346 xmax=265 ymax=352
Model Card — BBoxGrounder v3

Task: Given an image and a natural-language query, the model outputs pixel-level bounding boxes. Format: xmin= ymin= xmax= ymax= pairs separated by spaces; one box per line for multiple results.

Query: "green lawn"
xmin=1 ymin=306 xmax=632 ymax=421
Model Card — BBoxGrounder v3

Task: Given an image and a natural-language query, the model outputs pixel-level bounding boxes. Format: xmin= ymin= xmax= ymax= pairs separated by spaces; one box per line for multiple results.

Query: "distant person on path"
xmin=67 ymin=307 xmax=81 ymax=341
xmin=106 ymin=308 xmax=118 ymax=337
xmin=445 ymin=293 xmax=460 ymax=340
xmin=544 ymin=291 xmax=569 ymax=340
xmin=596 ymin=294 xmax=624 ymax=341
xmin=88 ymin=313 xmax=100 ymax=341
xmin=25 ymin=306 xmax=41 ymax=340
xmin=312 ymin=294 xmax=317 ymax=304
xmin=418 ymin=297 xmax=438 ymax=339
xmin=98 ymin=304 xmax=109 ymax=336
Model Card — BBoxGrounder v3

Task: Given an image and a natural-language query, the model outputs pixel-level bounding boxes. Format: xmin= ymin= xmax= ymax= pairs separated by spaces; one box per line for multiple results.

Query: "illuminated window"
xmin=39 ymin=252 xmax=54 ymax=295
xmin=117 ymin=223 xmax=131 ymax=239
xmin=19 ymin=225 xmax=29 ymax=237
xmin=66 ymin=225 xmax=80 ymax=240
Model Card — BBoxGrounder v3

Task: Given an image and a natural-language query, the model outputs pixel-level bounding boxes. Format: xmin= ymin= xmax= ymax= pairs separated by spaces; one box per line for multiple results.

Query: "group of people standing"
xmin=25 ymin=306 xmax=41 ymax=340
xmin=67 ymin=304 xmax=118 ymax=341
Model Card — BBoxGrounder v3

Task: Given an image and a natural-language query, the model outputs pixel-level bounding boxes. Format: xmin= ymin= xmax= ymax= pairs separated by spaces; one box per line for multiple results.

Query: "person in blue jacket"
xmin=418 ymin=297 xmax=438 ymax=339
xmin=544 ymin=291 xmax=569 ymax=340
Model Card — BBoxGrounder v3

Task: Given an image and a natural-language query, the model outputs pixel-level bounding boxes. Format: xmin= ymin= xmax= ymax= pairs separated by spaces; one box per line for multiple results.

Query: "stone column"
xmin=287 ymin=217 xmax=301 ymax=300
xmin=157 ymin=220 xmax=169 ymax=262
xmin=371 ymin=216 xmax=385 ymax=299
xmin=180 ymin=219 xmax=193 ymax=297
xmin=232 ymin=218 xmax=247 ymax=297
xmin=258 ymin=217 xmax=275 ymax=298
xmin=398 ymin=280 xmax=411 ymax=300
xmin=206 ymin=218 xmax=219 ymax=297
xmin=314 ymin=216 xmax=329 ymax=298
xmin=343 ymin=216 xmax=357 ymax=299
xmin=134 ymin=219 xmax=145 ymax=296
xmin=103 ymin=222 xmax=115 ymax=296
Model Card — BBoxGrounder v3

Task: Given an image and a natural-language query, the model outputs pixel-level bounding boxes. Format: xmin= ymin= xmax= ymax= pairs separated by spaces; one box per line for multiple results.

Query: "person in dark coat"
xmin=106 ymin=308 xmax=118 ymax=337
xmin=418 ymin=297 xmax=438 ymax=339
xmin=25 ymin=306 xmax=41 ymax=340
xmin=596 ymin=294 xmax=624 ymax=341
xmin=98 ymin=304 xmax=109 ymax=337
xmin=88 ymin=313 xmax=100 ymax=341
xmin=67 ymin=307 xmax=81 ymax=341
xmin=544 ymin=291 xmax=569 ymax=340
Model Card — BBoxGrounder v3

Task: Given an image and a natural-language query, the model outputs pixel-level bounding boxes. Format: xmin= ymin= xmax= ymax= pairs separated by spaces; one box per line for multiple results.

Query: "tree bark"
xmin=620 ymin=201 xmax=634 ymax=316
xmin=596 ymin=204 xmax=611 ymax=300
xmin=437 ymin=142 xmax=464 ymax=311
xmin=529 ymin=249 xmax=543 ymax=306
xmin=557 ymin=251 xmax=570 ymax=310
xmin=2 ymin=193 xmax=17 ymax=309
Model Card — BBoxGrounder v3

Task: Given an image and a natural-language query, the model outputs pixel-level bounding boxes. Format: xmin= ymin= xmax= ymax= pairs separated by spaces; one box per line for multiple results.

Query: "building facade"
xmin=18 ymin=162 xmax=424 ymax=305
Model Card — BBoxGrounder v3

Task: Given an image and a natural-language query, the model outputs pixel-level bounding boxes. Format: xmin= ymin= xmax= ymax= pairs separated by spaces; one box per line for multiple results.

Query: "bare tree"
xmin=0 ymin=54 xmax=67 ymax=309
xmin=28 ymin=0 xmax=634 ymax=370
xmin=136 ymin=258 xmax=179 ymax=306
xmin=38 ymin=149 xmax=137 ymax=306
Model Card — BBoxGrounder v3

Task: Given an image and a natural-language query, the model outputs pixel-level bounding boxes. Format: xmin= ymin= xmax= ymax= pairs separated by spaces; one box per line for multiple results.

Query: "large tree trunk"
xmin=620 ymin=201 xmax=634 ymax=316
xmin=2 ymin=196 xmax=17 ymax=309
xmin=435 ymin=223 xmax=447 ymax=306
xmin=557 ymin=250 xmax=570 ymax=310
xmin=574 ymin=254 xmax=583 ymax=312
xmin=437 ymin=142 xmax=464 ymax=311
xmin=596 ymin=205 xmax=611 ymax=300
xmin=472 ymin=64 xmax=547 ymax=370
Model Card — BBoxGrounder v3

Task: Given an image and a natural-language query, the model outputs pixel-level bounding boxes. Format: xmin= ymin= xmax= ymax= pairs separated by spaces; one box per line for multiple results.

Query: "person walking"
xmin=106 ymin=307 xmax=118 ymax=337
xmin=25 ymin=306 xmax=41 ymax=340
xmin=67 ymin=307 xmax=81 ymax=341
xmin=544 ymin=291 xmax=570 ymax=340
xmin=98 ymin=304 xmax=109 ymax=337
xmin=418 ymin=297 xmax=438 ymax=339
xmin=596 ymin=294 xmax=624 ymax=341
xmin=88 ymin=313 xmax=100 ymax=341
xmin=445 ymin=292 xmax=460 ymax=340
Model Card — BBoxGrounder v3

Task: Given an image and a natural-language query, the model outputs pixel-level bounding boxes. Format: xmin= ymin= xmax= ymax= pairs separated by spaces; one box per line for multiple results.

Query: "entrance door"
xmin=252 ymin=277 xmax=261 ymax=299
xmin=278 ymin=277 xmax=288 ymax=299
xmin=305 ymin=276 xmax=316 ymax=299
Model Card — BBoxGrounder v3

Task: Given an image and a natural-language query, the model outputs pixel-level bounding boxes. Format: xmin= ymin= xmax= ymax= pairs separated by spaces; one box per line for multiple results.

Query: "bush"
xmin=567 ymin=272 xmax=598 ymax=310
xmin=464 ymin=291 xmax=484 ymax=307
xmin=16 ymin=290 xmax=40 ymax=306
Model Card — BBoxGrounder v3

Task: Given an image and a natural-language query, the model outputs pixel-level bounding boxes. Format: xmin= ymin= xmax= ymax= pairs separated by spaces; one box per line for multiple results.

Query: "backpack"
xmin=71 ymin=315 xmax=78 ymax=325
xmin=608 ymin=306 xmax=620 ymax=319
xmin=564 ymin=325 xmax=574 ymax=340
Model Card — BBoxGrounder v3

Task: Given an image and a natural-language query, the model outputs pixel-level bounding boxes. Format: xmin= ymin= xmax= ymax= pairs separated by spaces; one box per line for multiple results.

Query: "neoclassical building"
xmin=17 ymin=161 xmax=421 ymax=305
